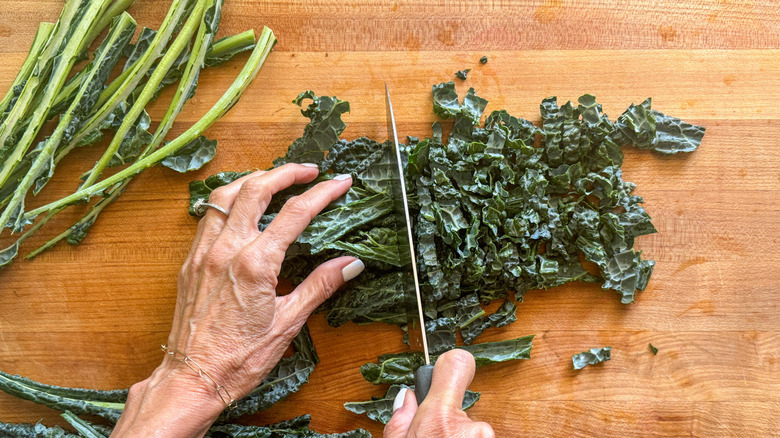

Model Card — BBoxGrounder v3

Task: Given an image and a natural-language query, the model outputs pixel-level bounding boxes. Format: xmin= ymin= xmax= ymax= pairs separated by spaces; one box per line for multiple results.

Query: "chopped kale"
xmin=572 ymin=347 xmax=612 ymax=370
xmin=187 ymin=83 xmax=703 ymax=423
xmin=455 ymin=69 xmax=470 ymax=80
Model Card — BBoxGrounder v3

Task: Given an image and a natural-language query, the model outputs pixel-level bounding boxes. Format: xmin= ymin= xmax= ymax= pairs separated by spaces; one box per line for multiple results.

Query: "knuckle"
xmin=313 ymin=270 xmax=339 ymax=296
xmin=241 ymin=177 xmax=268 ymax=196
xmin=208 ymin=186 xmax=230 ymax=204
xmin=283 ymin=195 xmax=314 ymax=217
xmin=187 ymin=248 xmax=207 ymax=273
xmin=203 ymin=245 xmax=232 ymax=274
xmin=235 ymin=249 xmax=279 ymax=289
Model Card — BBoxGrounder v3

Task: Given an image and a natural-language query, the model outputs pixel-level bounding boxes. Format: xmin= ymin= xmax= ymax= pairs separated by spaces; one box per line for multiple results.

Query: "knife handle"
xmin=414 ymin=364 xmax=434 ymax=405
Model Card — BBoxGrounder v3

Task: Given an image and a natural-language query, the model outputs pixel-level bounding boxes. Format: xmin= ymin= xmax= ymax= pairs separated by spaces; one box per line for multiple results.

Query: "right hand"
xmin=384 ymin=349 xmax=496 ymax=438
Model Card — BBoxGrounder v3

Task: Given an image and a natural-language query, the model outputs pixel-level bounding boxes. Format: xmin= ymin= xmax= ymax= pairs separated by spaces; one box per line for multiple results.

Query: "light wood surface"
xmin=0 ymin=1 xmax=779 ymax=437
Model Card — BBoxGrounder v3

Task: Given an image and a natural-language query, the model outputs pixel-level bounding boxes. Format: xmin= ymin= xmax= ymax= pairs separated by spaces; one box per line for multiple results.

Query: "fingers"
xmin=185 ymin=170 xmax=266 ymax=265
xmin=275 ymin=256 xmax=364 ymax=329
xmin=384 ymin=387 xmax=418 ymax=438
xmin=423 ymin=349 xmax=477 ymax=410
xmin=221 ymin=163 xmax=321 ymax=241
xmin=247 ymin=174 xmax=353 ymax=267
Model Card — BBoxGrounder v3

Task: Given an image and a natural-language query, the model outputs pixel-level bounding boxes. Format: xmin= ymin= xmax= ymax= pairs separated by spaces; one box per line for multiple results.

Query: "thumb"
xmin=384 ymin=387 xmax=418 ymax=438
xmin=277 ymin=257 xmax=364 ymax=328
xmin=423 ymin=349 xmax=476 ymax=409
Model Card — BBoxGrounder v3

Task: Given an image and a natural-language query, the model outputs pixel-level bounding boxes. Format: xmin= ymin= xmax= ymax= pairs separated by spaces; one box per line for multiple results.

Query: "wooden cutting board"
xmin=0 ymin=1 xmax=778 ymax=436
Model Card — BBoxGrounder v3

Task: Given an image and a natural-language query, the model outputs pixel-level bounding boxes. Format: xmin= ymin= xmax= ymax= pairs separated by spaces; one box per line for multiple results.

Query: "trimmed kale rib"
xmin=0 ymin=12 xmax=137 ymax=232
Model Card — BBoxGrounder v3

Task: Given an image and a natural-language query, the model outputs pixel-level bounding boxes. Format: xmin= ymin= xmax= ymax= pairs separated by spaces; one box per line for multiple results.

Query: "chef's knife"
xmin=385 ymin=83 xmax=434 ymax=404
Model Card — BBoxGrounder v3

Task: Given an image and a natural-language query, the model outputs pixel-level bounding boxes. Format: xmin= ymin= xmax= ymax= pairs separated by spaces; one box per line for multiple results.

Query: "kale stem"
xmin=22 ymin=27 xmax=276 ymax=222
xmin=87 ymin=0 xmax=135 ymax=45
xmin=49 ymin=30 xmax=256 ymax=167
xmin=28 ymin=0 xmax=227 ymax=257
xmin=0 ymin=22 xmax=55 ymax=126
xmin=55 ymin=0 xmax=195 ymax=162
xmin=0 ymin=12 xmax=137 ymax=231
xmin=78 ymin=0 xmax=205 ymax=188
xmin=0 ymin=0 xmax=84 ymax=159
xmin=0 ymin=0 xmax=112 ymax=194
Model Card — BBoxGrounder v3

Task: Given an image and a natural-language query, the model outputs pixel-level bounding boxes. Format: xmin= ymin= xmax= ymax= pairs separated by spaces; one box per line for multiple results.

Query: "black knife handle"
xmin=414 ymin=364 xmax=434 ymax=405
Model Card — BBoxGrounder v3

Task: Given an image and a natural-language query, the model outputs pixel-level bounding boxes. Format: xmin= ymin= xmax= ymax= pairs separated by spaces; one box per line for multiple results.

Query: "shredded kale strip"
xmin=572 ymin=347 xmax=612 ymax=370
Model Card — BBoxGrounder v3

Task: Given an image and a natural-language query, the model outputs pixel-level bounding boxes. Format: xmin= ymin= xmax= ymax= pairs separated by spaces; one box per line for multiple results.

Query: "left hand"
xmin=112 ymin=164 xmax=363 ymax=437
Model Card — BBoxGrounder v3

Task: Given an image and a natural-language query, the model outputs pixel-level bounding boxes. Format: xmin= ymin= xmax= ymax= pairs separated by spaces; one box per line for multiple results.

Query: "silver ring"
xmin=193 ymin=199 xmax=230 ymax=217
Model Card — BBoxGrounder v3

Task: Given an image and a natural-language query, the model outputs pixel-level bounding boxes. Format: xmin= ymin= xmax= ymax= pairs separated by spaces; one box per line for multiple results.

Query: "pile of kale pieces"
xmin=189 ymin=82 xmax=704 ymax=425
xmin=0 ymin=83 xmax=702 ymax=436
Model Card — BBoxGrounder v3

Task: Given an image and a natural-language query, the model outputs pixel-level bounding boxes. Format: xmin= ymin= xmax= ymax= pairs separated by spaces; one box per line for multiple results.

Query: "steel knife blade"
xmin=385 ymin=83 xmax=434 ymax=403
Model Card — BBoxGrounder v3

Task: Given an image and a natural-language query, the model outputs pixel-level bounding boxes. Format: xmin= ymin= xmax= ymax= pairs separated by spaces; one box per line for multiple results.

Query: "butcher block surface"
xmin=0 ymin=1 xmax=778 ymax=436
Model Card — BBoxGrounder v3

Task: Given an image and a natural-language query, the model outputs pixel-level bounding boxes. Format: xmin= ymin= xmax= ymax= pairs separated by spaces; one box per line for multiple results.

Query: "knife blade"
xmin=385 ymin=83 xmax=435 ymax=404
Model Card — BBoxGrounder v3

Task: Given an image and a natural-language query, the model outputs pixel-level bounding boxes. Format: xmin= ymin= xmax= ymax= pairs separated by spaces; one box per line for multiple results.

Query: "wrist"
xmin=112 ymin=364 xmax=226 ymax=437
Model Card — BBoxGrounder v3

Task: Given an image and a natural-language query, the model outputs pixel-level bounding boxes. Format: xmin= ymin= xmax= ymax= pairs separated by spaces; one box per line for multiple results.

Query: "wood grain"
xmin=0 ymin=1 xmax=778 ymax=437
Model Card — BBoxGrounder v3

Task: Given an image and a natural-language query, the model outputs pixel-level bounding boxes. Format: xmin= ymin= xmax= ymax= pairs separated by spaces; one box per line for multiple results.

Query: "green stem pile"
xmin=0 ymin=0 xmax=274 ymax=269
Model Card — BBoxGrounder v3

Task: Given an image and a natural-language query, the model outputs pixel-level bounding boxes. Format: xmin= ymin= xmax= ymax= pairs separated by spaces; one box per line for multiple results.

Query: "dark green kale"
xmin=455 ymin=69 xmax=470 ymax=80
xmin=344 ymin=385 xmax=480 ymax=425
xmin=0 ymin=421 xmax=79 ymax=438
xmin=161 ymin=136 xmax=218 ymax=173
xmin=188 ymin=83 xmax=703 ymax=424
xmin=208 ymin=415 xmax=372 ymax=437
xmin=0 ymin=326 xmax=321 ymax=426
xmin=649 ymin=343 xmax=658 ymax=355
xmin=61 ymin=411 xmax=109 ymax=438
xmin=479 ymin=56 xmax=488 ymax=64
xmin=572 ymin=347 xmax=612 ymax=370
xmin=360 ymin=336 xmax=534 ymax=385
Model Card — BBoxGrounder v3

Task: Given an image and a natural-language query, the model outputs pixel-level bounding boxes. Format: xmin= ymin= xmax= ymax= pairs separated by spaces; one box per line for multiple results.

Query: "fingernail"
xmin=392 ymin=387 xmax=408 ymax=413
xmin=341 ymin=259 xmax=365 ymax=282
xmin=300 ymin=163 xmax=319 ymax=168
xmin=333 ymin=173 xmax=352 ymax=181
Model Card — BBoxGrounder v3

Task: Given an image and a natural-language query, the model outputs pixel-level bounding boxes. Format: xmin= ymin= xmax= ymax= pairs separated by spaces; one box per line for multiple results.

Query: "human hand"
xmin=384 ymin=350 xmax=496 ymax=438
xmin=112 ymin=164 xmax=364 ymax=437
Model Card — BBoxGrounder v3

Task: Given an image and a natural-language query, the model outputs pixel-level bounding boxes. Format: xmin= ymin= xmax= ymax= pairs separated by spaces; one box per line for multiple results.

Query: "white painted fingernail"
xmin=392 ymin=387 xmax=408 ymax=413
xmin=333 ymin=173 xmax=352 ymax=181
xmin=300 ymin=163 xmax=319 ymax=168
xmin=341 ymin=259 xmax=365 ymax=282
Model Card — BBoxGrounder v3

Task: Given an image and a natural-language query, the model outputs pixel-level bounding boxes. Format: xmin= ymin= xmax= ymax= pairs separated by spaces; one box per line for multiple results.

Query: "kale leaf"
xmin=455 ymin=69 xmax=470 ymax=80
xmin=344 ymin=385 xmax=480 ymax=425
xmin=572 ymin=347 xmax=612 ymax=370
xmin=360 ymin=336 xmax=534 ymax=385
